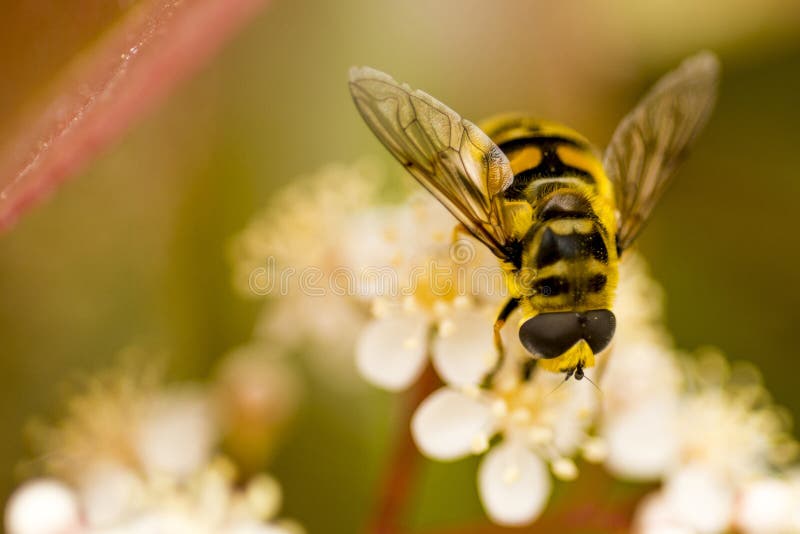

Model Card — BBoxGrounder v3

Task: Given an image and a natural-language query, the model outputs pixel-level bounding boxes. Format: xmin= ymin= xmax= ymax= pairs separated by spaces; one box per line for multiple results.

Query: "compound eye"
xmin=582 ymin=309 xmax=616 ymax=354
xmin=518 ymin=309 xmax=617 ymax=359
xmin=519 ymin=312 xmax=582 ymax=359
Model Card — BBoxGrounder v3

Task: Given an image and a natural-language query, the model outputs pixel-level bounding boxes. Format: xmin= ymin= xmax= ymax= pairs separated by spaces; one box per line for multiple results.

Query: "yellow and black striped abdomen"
xmin=481 ymin=115 xmax=619 ymax=317
xmin=480 ymin=115 xmax=614 ymax=203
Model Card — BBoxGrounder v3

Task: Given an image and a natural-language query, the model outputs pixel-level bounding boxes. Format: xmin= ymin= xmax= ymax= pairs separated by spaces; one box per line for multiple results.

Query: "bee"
xmin=349 ymin=52 xmax=719 ymax=383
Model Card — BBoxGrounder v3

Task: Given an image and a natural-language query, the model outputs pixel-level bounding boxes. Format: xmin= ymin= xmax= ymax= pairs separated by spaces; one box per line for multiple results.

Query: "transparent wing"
xmin=349 ymin=66 xmax=515 ymax=258
xmin=605 ymin=51 xmax=720 ymax=253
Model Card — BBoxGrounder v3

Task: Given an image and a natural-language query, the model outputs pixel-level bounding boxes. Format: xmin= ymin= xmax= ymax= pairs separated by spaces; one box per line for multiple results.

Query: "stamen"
xmin=552 ymin=457 xmax=579 ymax=481
xmin=471 ymin=433 xmax=490 ymax=454
xmin=581 ymin=437 xmax=608 ymax=463
xmin=491 ymin=399 xmax=508 ymax=418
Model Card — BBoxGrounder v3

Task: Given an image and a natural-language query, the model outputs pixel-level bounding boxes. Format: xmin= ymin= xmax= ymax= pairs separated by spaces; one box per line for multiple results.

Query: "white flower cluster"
xmin=232 ymin=162 xmax=596 ymax=523
xmin=4 ymin=351 xmax=302 ymax=534
xmin=349 ymin=197 xmax=502 ymax=391
xmin=231 ymin=160 xmax=381 ymax=386
xmin=601 ymin=258 xmax=800 ymax=534
xmin=233 ymin=161 xmax=800 ymax=530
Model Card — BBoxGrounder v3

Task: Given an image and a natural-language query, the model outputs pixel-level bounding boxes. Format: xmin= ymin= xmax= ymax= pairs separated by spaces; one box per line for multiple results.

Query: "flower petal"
xmin=478 ymin=440 xmax=552 ymax=526
xmin=634 ymin=491 xmax=696 ymax=534
xmin=356 ymin=313 xmax=429 ymax=391
xmin=117 ymin=510 xmax=196 ymax=533
xmin=661 ymin=464 xmax=735 ymax=534
xmin=79 ymin=463 xmax=144 ymax=527
xmin=432 ymin=308 xmax=496 ymax=387
xmin=736 ymin=479 xmax=795 ymax=534
xmin=135 ymin=389 xmax=216 ymax=478
xmin=603 ymin=398 xmax=679 ymax=480
xmin=411 ymin=388 xmax=495 ymax=461
xmin=4 ymin=478 xmax=81 ymax=534
xmin=601 ymin=342 xmax=682 ymax=412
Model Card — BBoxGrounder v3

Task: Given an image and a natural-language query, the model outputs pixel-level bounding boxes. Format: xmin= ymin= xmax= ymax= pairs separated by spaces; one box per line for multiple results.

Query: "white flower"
xmin=231 ymin=159 xmax=383 ymax=292
xmin=411 ymin=362 xmax=601 ymax=525
xmin=600 ymin=322 xmax=683 ymax=480
xmin=134 ymin=388 xmax=215 ymax=479
xmin=603 ymin=396 xmax=681 ymax=480
xmin=232 ymin=159 xmax=800 ymax=530
xmin=432 ymin=306 xmax=498 ymax=387
xmin=8 ymin=362 xmax=302 ymax=534
xmin=349 ymin=194 xmax=504 ymax=390
xmin=634 ymin=466 xmax=738 ymax=534
xmin=605 ymin=353 xmax=796 ymax=483
xmin=356 ymin=308 xmax=431 ymax=391
xmin=357 ymin=298 xmax=502 ymax=391
xmin=600 ymin=263 xmax=800 ymax=534
xmin=78 ymin=462 xmax=144 ymax=527
xmin=253 ymin=294 xmax=365 ymax=385
xmin=478 ymin=441 xmax=551 ymax=526
xmin=230 ymin=161 xmax=382 ymax=388
xmin=232 ymin=160 xmax=506 ymax=391
xmin=61 ymin=460 xmax=297 ymax=534
xmin=600 ymin=341 xmax=683 ymax=419
xmin=634 ymin=492 xmax=695 ymax=534
xmin=735 ymin=477 xmax=798 ymax=534
xmin=5 ymin=479 xmax=81 ymax=534
xmin=411 ymin=388 xmax=497 ymax=460
xmin=611 ymin=253 xmax=669 ymax=346
xmin=660 ymin=464 xmax=735 ymax=534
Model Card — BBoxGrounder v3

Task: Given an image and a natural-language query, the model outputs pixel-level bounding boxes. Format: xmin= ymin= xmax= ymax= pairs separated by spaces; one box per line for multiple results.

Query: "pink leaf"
xmin=0 ymin=0 xmax=267 ymax=232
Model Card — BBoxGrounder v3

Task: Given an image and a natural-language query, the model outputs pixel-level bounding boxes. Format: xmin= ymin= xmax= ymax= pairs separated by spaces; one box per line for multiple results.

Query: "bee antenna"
xmin=583 ymin=374 xmax=603 ymax=396
xmin=545 ymin=373 xmax=571 ymax=397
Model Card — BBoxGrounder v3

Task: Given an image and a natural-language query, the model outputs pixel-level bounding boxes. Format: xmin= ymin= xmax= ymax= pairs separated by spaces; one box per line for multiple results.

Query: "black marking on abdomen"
xmin=535 ymin=228 xmax=609 ymax=269
xmin=539 ymin=193 xmax=595 ymax=221
xmin=498 ymin=135 xmax=588 ymax=152
xmin=534 ymin=276 xmax=570 ymax=297
xmin=587 ymin=273 xmax=608 ymax=293
xmin=502 ymin=141 xmax=595 ymax=200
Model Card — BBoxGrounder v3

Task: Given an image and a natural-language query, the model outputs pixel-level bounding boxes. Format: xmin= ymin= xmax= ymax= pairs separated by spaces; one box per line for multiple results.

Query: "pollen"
xmin=438 ymin=319 xmax=456 ymax=337
xmin=502 ymin=464 xmax=521 ymax=484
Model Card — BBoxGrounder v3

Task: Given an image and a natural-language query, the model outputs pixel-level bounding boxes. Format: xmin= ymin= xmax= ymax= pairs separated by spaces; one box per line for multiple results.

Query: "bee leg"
xmin=481 ymin=297 xmax=520 ymax=388
xmin=522 ymin=358 xmax=538 ymax=381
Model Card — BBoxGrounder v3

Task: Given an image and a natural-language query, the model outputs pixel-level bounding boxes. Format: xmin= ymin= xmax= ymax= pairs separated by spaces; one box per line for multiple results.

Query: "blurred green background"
xmin=1 ymin=1 xmax=799 ymax=532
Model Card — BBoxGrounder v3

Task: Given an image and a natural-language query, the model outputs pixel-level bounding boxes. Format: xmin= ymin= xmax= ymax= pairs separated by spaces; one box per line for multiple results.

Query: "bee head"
xmin=518 ymin=309 xmax=616 ymax=361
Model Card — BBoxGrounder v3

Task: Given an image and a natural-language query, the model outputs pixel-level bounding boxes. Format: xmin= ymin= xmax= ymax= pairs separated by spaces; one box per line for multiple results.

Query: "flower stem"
xmin=412 ymin=492 xmax=639 ymax=534
xmin=0 ymin=0 xmax=267 ymax=232
xmin=368 ymin=365 xmax=440 ymax=534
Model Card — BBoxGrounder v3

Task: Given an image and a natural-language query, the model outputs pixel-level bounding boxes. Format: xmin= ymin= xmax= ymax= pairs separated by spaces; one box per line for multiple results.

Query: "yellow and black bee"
xmin=349 ymin=52 xmax=719 ymax=383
